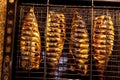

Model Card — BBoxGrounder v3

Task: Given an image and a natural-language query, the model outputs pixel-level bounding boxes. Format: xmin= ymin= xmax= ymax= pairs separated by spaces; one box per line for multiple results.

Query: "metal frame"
xmin=1 ymin=0 xmax=18 ymax=80
xmin=1 ymin=0 xmax=120 ymax=80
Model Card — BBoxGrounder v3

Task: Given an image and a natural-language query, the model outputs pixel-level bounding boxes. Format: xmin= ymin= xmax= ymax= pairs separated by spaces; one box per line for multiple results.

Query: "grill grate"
xmin=3 ymin=1 xmax=120 ymax=80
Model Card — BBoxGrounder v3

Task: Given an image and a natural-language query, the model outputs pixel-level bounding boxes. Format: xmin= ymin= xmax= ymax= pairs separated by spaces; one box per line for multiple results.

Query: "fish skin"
xmin=20 ymin=7 xmax=41 ymax=70
xmin=45 ymin=11 xmax=66 ymax=76
xmin=68 ymin=10 xmax=89 ymax=75
xmin=93 ymin=15 xmax=114 ymax=79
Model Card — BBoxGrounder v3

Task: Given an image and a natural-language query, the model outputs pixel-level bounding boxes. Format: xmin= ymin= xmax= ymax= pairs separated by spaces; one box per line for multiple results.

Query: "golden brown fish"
xmin=93 ymin=15 xmax=114 ymax=79
xmin=20 ymin=7 xmax=41 ymax=70
xmin=45 ymin=11 xmax=66 ymax=76
xmin=68 ymin=10 xmax=89 ymax=75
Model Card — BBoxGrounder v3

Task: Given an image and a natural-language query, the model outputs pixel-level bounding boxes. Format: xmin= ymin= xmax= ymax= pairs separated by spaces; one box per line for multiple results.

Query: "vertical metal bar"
xmin=44 ymin=0 xmax=49 ymax=79
xmin=90 ymin=0 xmax=94 ymax=80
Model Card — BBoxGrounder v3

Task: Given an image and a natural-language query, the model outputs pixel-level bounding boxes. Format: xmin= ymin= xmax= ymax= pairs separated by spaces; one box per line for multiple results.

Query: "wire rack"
xmin=12 ymin=3 xmax=120 ymax=80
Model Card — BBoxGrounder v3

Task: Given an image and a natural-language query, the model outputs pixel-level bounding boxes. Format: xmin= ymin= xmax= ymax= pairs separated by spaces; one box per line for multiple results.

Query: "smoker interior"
xmin=11 ymin=1 xmax=120 ymax=80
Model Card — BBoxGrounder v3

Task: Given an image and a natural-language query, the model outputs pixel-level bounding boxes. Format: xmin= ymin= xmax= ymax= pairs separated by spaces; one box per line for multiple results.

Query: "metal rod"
xmin=90 ymin=0 xmax=94 ymax=80
xmin=22 ymin=3 xmax=120 ymax=9
xmin=44 ymin=0 xmax=49 ymax=79
xmin=21 ymin=3 xmax=91 ymax=8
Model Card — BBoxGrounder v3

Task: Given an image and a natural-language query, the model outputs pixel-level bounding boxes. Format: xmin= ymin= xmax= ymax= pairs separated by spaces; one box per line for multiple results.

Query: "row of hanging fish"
xmin=20 ymin=7 xmax=114 ymax=78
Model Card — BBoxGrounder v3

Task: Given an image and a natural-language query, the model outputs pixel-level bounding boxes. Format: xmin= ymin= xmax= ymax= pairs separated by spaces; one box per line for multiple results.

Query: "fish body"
xmin=69 ymin=11 xmax=89 ymax=75
xmin=45 ymin=11 xmax=66 ymax=76
xmin=93 ymin=15 xmax=114 ymax=79
xmin=20 ymin=7 xmax=41 ymax=70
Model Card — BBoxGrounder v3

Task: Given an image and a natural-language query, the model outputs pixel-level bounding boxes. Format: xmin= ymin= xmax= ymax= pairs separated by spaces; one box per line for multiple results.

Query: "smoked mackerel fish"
xmin=45 ymin=11 xmax=66 ymax=76
xmin=69 ymin=10 xmax=89 ymax=75
xmin=93 ymin=15 xmax=114 ymax=79
xmin=20 ymin=7 xmax=41 ymax=70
